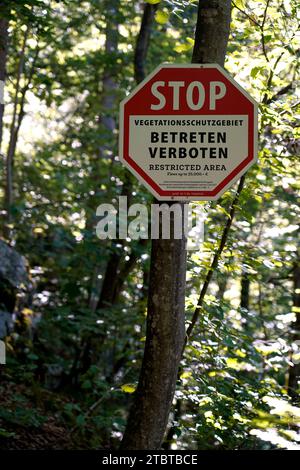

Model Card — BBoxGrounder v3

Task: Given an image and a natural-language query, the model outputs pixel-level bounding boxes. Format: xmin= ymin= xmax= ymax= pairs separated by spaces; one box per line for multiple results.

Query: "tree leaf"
xmin=121 ymin=384 xmax=136 ymax=394
xmin=234 ymin=0 xmax=246 ymax=9
xmin=155 ymin=10 xmax=169 ymax=25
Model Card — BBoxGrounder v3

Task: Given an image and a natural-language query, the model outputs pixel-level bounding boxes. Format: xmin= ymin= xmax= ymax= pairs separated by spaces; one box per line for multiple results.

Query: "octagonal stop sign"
xmin=119 ymin=64 xmax=258 ymax=201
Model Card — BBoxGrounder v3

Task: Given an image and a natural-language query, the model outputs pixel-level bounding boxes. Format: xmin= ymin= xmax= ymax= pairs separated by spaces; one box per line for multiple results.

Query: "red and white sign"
xmin=119 ymin=64 xmax=258 ymax=201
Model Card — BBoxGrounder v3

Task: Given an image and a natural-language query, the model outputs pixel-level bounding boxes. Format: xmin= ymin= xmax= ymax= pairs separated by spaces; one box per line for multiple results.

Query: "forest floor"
xmin=0 ymin=380 xmax=75 ymax=449
xmin=0 ymin=377 xmax=106 ymax=450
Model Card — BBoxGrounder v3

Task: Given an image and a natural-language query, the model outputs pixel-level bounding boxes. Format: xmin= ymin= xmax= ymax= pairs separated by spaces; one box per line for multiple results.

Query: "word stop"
xmin=150 ymin=80 xmax=227 ymax=111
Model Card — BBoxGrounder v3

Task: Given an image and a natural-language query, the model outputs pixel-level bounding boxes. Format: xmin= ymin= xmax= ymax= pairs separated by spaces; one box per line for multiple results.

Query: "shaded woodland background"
xmin=0 ymin=0 xmax=299 ymax=450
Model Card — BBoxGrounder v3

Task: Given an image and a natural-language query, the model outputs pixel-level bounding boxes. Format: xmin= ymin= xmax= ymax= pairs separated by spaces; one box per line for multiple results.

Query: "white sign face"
xmin=129 ymin=115 xmax=248 ymax=194
xmin=120 ymin=64 xmax=258 ymax=201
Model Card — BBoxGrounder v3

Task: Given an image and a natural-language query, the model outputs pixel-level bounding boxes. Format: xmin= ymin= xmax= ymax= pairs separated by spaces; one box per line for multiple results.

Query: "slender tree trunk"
xmin=217 ymin=275 xmax=227 ymax=301
xmin=94 ymin=2 xmax=157 ymax=311
xmin=0 ymin=17 xmax=8 ymax=153
xmin=120 ymin=206 xmax=187 ymax=449
xmin=97 ymin=249 xmax=123 ymax=309
xmin=78 ymin=2 xmax=157 ymax=377
xmin=240 ymin=270 xmax=251 ymax=330
xmin=134 ymin=3 xmax=158 ymax=84
xmin=240 ymin=273 xmax=250 ymax=310
xmin=88 ymin=0 xmax=120 ymax=312
xmin=4 ymin=27 xmax=29 ymax=239
xmin=288 ymin=255 xmax=300 ymax=403
xmin=0 ymin=14 xmax=9 ymax=239
xmin=121 ymin=0 xmax=232 ymax=450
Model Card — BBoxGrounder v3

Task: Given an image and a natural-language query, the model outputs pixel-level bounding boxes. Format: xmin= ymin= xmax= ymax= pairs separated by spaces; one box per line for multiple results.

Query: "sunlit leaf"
xmin=155 ymin=10 xmax=169 ymax=24
xmin=234 ymin=0 xmax=246 ymax=9
xmin=121 ymin=384 xmax=136 ymax=394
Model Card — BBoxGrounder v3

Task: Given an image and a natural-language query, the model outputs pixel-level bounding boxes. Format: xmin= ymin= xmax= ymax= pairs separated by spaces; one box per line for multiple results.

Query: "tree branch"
xmin=266 ymin=82 xmax=294 ymax=104
xmin=185 ymin=175 xmax=246 ymax=344
xmin=231 ymin=1 xmax=261 ymax=28
xmin=260 ymin=0 xmax=271 ymax=63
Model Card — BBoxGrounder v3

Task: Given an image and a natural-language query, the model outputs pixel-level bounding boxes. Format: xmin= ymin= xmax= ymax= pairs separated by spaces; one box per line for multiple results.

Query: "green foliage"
xmin=176 ymin=294 xmax=296 ymax=449
xmin=0 ymin=0 xmax=299 ymax=451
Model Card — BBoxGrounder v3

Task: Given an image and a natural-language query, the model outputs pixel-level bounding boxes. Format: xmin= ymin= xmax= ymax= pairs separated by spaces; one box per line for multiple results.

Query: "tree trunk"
xmin=192 ymin=0 xmax=231 ymax=65
xmin=0 ymin=17 xmax=8 ymax=153
xmin=0 ymin=14 xmax=9 ymax=238
xmin=95 ymin=2 xmax=157 ymax=311
xmin=217 ymin=275 xmax=227 ymax=301
xmin=97 ymin=248 xmax=123 ymax=309
xmin=134 ymin=3 xmax=158 ymax=84
xmin=240 ymin=273 xmax=250 ymax=310
xmin=78 ymin=2 xmax=157 ymax=378
xmin=87 ymin=0 xmax=120 ymax=311
xmin=4 ymin=27 xmax=29 ymax=239
xmin=120 ymin=205 xmax=187 ymax=449
xmin=240 ymin=270 xmax=251 ymax=331
xmin=121 ymin=0 xmax=232 ymax=450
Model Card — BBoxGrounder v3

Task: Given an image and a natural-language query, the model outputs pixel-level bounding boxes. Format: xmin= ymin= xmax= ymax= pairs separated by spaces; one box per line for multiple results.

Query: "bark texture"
xmin=192 ymin=0 xmax=231 ymax=65
xmin=121 ymin=206 xmax=187 ymax=449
